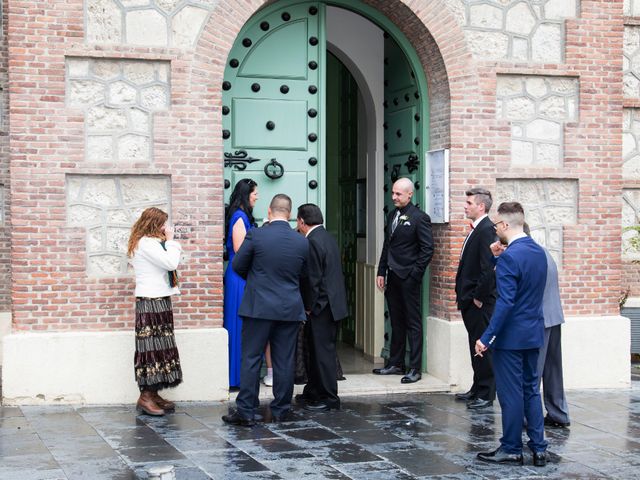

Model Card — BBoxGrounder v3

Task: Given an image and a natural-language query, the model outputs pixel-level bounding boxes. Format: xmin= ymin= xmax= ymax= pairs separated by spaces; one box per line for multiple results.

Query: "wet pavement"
xmin=2 ymin=370 xmax=640 ymax=479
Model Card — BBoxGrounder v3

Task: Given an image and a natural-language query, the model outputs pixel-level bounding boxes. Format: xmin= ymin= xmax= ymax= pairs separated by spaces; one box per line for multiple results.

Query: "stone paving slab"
xmin=1 ymin=379 xmax=640 ymax=479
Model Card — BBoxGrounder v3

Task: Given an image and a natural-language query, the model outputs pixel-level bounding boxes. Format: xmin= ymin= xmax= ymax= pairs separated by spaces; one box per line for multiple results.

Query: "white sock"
xmin=267 ymin=368 xmax=273 ymax=376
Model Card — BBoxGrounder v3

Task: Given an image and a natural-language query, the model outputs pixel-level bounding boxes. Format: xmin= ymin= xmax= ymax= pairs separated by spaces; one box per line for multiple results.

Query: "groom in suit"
xmin=475 ymin=202 xmax=548 ymax=467
xmin=374 ymin=177 xmax=434 ymax=384
xmin=222 ymin=194 xmax=308 ymax=426
xmin=297 ymin=203 xmax=348 ymax=411
xmin=454 ymin=188 xmax=496 ymax=410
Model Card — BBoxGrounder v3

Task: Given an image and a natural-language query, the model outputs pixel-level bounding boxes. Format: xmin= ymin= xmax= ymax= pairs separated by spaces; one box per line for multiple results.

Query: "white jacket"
xmin=131 ymin=237 xmax=182 ymax=297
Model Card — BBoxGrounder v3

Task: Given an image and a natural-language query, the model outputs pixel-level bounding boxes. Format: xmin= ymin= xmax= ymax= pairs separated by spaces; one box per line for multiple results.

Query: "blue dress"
xmin=223 ymin=209 xmax=252 ymax=388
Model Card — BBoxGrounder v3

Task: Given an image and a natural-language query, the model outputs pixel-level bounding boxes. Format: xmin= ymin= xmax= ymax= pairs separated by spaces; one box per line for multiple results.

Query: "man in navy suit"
xmin=374 ymin=177 xmax=434 ymax=384
xmin=475 ymin=202 xmax=548 ymax=467
xmin=297 ymin=203 xmax=348 ymax=411
xmin=222 ymin=194 xmax=308 ymax=426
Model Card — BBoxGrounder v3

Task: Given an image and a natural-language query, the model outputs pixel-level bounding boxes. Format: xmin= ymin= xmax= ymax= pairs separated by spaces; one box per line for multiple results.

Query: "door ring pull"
xmin=264 ymin=158 xmax=284 ymax=179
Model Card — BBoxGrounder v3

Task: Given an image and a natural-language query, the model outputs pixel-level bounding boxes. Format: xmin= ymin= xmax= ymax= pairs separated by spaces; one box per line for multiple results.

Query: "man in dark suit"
xmin=522 ymin=223 xmax=570 ymax=429
xmin=475 ymin=202 xmax=548 ymax=467
xmin=296 ymin=203 xmax=348 ymax=411
xmin=454 ymin=188 xmax=497 ymax=410
xmin=374 ymin=177 xmax=434 ymax=384
xmin=222 ymin=194 xmax=308 ymax=426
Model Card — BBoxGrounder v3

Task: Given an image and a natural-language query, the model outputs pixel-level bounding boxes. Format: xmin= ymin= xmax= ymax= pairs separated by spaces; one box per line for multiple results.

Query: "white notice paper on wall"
xmin=426 ymin=149 xmax=449 ymax=223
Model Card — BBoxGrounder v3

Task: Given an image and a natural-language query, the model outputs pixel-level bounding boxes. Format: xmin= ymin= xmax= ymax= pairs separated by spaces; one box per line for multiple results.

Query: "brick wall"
xmin=0 ymin=0 xmax=9 ymax=311
xmin=7 ymin=0 xmax=628 ymax=332
xmin=8 ymin=0 xmax=224 ymax=331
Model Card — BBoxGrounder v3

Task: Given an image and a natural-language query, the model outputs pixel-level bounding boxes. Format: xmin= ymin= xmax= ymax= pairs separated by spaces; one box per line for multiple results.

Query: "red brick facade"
xmin=3 ymin=0 xmax=629 ymax=333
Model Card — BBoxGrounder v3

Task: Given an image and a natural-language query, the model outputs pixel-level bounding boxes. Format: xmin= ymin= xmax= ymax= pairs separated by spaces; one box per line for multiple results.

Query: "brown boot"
xmin=152 ymin=392 xmax=175 ymax=411
xmin=136 ymin=390 xmax=165 ymax=416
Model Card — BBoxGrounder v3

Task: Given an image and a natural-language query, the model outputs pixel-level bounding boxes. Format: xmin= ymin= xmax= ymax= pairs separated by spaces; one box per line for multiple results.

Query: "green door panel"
xmin=386 ymin=107 xmax=418 ymax=156
xmin=382 ymin=34 xmax=427 ymax=369
xmin=224 ymin=1 xmax=324 ymax=212
xmin=238 ymin=20 xmax=310 ymax=80
xmin=232 ymin=98 xmax=308 ymax=150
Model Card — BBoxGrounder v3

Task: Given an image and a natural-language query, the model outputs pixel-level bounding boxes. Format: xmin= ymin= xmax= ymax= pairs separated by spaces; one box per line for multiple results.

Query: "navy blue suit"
xmin=232 ymin=220 xmax=308 ymax=419
xmin=480 ymin=235 xmax=548 ymax=454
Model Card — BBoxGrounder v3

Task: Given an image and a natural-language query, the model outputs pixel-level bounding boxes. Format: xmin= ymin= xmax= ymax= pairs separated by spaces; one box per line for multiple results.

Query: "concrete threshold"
xmin=250 ymin=373 xmax=451 ymax=400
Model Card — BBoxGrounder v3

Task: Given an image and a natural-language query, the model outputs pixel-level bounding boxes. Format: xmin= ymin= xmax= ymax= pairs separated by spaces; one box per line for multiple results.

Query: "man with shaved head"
xmin=374 ymin=177 xmax=434 ymax=383
xmin=223 ymin=194 xmax=309 ymax=426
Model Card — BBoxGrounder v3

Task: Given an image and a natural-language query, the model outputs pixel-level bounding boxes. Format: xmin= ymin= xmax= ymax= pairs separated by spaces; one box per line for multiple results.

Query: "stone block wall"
xmin=0 ymin=0 xmax=9 ymax=312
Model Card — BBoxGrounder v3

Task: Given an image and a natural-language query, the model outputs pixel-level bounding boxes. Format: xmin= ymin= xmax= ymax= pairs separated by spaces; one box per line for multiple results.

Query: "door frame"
xmin=224 ymin=0 xmax=431 ymax=367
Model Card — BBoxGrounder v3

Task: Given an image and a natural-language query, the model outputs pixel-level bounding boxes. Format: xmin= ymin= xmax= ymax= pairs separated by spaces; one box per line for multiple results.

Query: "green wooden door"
xmin=382 ymin=34 xmax=427 ymax=367
xmin=223 ymin=2 xmax=325 ymax=223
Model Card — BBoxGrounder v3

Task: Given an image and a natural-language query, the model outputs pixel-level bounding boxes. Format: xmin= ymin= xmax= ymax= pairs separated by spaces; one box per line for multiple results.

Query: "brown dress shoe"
xmin=136 ymin=391 xmax=165 ymax=416
xmin=152 ymin=392 xmax=175 ymax=411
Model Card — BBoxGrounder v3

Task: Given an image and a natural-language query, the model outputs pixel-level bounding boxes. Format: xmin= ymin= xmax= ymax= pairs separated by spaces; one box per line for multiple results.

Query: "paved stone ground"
xmin=2 ymin=367 xmax=640 ymax=480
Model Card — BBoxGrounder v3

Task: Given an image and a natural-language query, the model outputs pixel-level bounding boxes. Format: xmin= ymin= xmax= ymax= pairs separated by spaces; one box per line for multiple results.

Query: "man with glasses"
xmin=475 ymin=202 xmax=548 ymax=467
xmin=454 ymin=187 xmax=497 ymax=410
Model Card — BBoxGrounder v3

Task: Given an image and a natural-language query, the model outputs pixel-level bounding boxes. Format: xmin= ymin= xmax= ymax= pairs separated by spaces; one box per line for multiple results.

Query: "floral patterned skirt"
xmin=134 ymin=296 xmax=183 ymax=392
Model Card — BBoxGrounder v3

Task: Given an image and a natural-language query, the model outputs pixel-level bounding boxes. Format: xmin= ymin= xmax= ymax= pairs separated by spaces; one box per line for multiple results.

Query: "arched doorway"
xmin=222 ymin=0 xmax=430 ymax=372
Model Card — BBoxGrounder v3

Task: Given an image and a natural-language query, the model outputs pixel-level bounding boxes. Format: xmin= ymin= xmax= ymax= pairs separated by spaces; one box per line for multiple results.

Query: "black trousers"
xmin=236 ymin=317 xmax=300 ymax=419
xmin=461 ymin=302 xmax=496 ymax=401
xmin=385 ymin=270 xmax=423 ymax=370
xmin=302 ymin=306 xmax=340 ymax=407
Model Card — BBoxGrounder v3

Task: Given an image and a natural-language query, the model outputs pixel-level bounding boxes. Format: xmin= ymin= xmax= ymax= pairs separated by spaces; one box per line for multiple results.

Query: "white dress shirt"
xmin=131 ymin=236 xmax=182 ymax=297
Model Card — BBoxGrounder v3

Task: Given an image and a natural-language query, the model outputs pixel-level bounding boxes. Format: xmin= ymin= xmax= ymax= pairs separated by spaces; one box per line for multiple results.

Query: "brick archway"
xmin=191 ymin=0 xmax=479 ymax=319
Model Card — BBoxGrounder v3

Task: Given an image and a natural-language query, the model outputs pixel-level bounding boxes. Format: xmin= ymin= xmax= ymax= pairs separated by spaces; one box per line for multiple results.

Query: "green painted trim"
xmin=318 ymin=3 xmax=327 ymax=216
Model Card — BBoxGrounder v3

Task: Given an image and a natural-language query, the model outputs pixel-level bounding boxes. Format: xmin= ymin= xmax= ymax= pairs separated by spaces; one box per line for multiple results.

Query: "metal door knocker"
xmin=264 ymin=158 xmax=284 ymax=179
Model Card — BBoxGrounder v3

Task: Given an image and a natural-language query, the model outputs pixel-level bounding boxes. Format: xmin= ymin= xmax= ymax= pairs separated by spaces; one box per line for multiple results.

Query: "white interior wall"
xmin=326 ymin=6 xmax=384 ymax=265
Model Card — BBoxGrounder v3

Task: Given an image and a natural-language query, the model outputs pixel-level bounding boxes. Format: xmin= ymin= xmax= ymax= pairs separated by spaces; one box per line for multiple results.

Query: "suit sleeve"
xmin=470 ymin=227 xmax=496 ymax=302
xmin=302 ymin=238 xmax=324 ymax=311
xmin=231 ymin=229 xmax=254 ymax=280
xmin=409 ymin=213 xmax=434 ymax=281
xmin=480 ymin=252 xmax=518 ymax=346
xmin=376 ymin=213 xmax=392 ymax=277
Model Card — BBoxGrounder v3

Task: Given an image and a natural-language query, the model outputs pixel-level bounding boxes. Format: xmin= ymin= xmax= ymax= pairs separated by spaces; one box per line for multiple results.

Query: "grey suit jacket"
xmin=542 ymin=248 xmax=564 ymax=328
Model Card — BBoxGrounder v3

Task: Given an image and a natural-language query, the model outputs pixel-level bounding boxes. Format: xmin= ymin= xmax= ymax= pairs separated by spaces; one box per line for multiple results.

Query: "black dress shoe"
xmin=477 ymin=447 xmax=523 ymax=465
xmin=532 ymin=451 xmax=547 ymax=467
xmin=466 ymin=398 xmax=493 ymax=409
xmin=372 ymin=365 xmax=404 ymax=375
xmin=303 ymin=401 xmax=340 ymax=412
xmin=295 ymin=393 xmax=314 ymax=403
xmin=272 ymin=411 xmax=295 ymax=423
xmin=222 ymin=410 xmax=255 ymax=427
xmin=544 ymin=415 xmax=570 ymax=428
xmin=454 ymin=390 xmax=477 ymax=402
xmin=400 ymin=368 xmax=422 ymax=384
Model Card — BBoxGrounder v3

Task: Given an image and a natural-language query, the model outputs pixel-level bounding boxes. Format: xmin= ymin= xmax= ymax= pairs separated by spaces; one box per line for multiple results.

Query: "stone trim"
xmin=85 ymin=0 xmax=215 ymax=48
xmin=66 ymin=57 xmax=170 ymax=165
xmin=495 ymin=178 xmax=578 ymax=267
xmin=66 ymin=174 xmax=171 ymax=277
xmin=497 ymin=74 xmax=579 ymax=167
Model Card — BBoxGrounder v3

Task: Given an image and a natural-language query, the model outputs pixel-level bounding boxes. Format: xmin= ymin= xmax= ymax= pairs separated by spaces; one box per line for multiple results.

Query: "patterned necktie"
xmin=391 ymin=210 xmax=400 ymax=234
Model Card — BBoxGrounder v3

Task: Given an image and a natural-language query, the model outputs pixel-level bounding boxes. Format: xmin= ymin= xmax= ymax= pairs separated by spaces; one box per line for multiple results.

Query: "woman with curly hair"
xmin=128 ymin=207 xmax=183 ymax=416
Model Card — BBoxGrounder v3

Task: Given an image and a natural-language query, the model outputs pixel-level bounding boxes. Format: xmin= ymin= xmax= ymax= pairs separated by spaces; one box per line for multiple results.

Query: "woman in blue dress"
xmin=224 ymin=178 xmax=258 ymax=390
